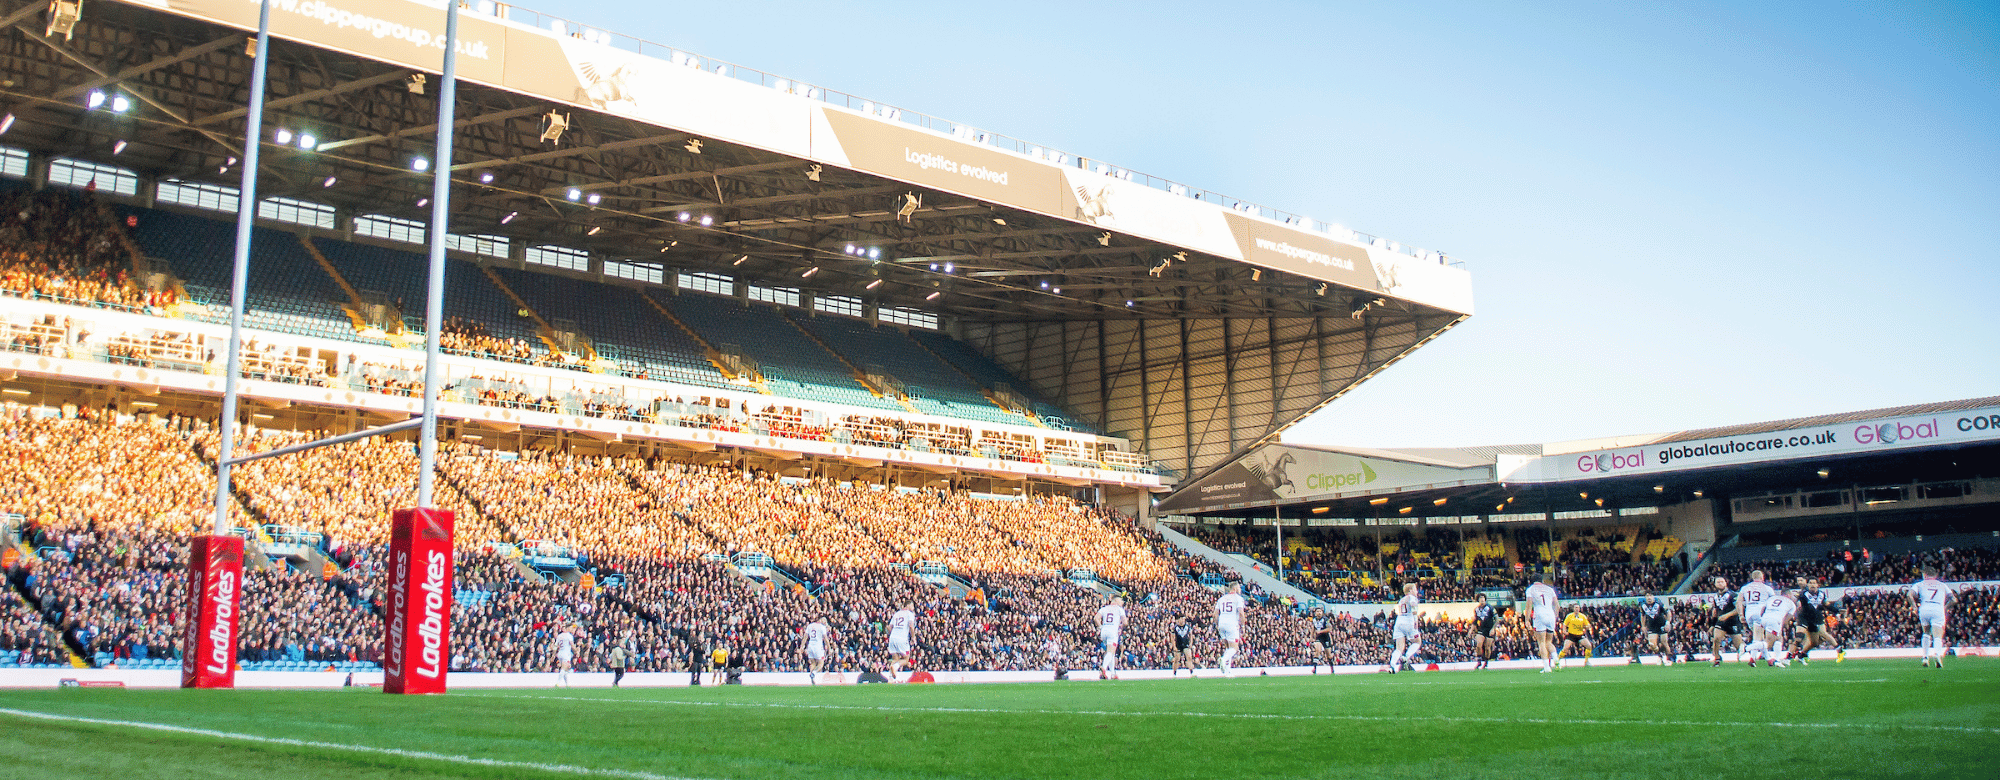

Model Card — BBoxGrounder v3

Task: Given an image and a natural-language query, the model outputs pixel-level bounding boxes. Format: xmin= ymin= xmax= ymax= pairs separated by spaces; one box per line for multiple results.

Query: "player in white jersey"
xmin=1524 ymin=574 xmax=1560 ymax=673
xmin=801 ymin=617 xmax=832 ymax=684
xmin=1738 ymin=570 xmax=1777 ymax=667
xmin=1214 ymin=583 xmax=1246 ymax=676
xmin=1096 ymin=596 xmax=1128 ymax=680
xmin=886 ymin=603 xmax=916 ymax=681
xmin=1908 ymin=567 xmax=1954 ymax=668
xmin=1385 ymin=583 xmax=1424 ymax=674
xmin=553 ymin=626 xmax=577 ymax=688
xmin=1757 ymin=590 xmax=1797 ymax=667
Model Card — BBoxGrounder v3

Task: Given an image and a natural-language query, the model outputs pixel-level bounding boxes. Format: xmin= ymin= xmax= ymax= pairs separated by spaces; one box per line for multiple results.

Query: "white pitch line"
xmin=0 ymin=707 xmax=717 ymax=780
xmin=489 ymin=694 xmax=2000 ymax=736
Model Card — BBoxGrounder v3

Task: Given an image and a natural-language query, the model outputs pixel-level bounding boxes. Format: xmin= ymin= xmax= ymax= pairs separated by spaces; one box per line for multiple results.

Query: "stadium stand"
xmin=3 ymin=411 xmax=1994 ymax=676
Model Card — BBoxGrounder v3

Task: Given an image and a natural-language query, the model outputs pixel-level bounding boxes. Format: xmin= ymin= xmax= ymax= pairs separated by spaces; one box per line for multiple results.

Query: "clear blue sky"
xmin=568 ymin=0 xmax=1999 ymax=447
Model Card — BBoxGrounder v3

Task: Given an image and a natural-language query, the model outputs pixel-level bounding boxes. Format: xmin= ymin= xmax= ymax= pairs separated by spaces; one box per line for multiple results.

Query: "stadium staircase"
xmin=1671 ymin=535 xmax=1738 ymax=595
xmin=1154 ymin=525 xmax=1321 ymax=606
xmin=777 ymin=312 xmax=906 ymax=411
xmin=902 ymin=332 xmax=1022 ymax=420
xmin=632 ymin=290 xmax=752 ymax=386
xmin=477 ymin=266 xmax=578 ymax=360
xmin=294 ymin=234 xmax=376 ymax=333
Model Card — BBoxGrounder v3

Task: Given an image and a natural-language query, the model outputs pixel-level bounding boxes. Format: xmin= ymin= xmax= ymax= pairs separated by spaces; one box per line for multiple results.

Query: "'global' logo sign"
xmin=1576 ymin=450 xmax=1647 ymax=474
xmin=1854 ymin=419 xmax=1939 ymax=446
xmin=1305 ymin=461 xmax=1378 ymax=490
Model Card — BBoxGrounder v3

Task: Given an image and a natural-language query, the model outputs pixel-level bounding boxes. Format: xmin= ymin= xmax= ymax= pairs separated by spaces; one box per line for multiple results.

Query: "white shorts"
xmin=1217 ymin=623 xmax=1241 ymax=642
xmin=556 ymin=652 xmax=573 ymax=667
xmin=806 ymin=645 xmax=825 ymax=661
xmin=1759 ymin=615 xmax=1787 ymax=634
xmin=1531 ymin=613 xmax=1557 ymax=633
xmin=1919 ymin=607 xmax=1947 ymax=631
xmin=1099 ymin=629 xmax=1121 ymax=648
xmin=1393 ymin=620 xmax=1420 ymax=640
xmin=887 ymin=635 xmax=911 ymax=655
xmin=1744 ymin=608 xmax=1766 ymax=627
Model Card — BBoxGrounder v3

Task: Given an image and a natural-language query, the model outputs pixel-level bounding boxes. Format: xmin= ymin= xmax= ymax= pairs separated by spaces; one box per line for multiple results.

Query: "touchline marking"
xmin=489 ymin=694 xmax=2000 ymax=736
xmin=0 ymin=707 xmax=716 ymax=780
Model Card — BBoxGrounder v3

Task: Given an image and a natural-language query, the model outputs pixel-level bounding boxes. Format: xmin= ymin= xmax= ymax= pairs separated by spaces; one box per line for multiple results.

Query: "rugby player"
xmin=1170 ymin=615 xmax=1197 ymax=677
xmin=1709 ymin=575 xmax=1745 ymax=667
xmin=1793 ymin=577 xmax=1842 ymax=664
xmin=1386 ymin=583 xmax=1424 ymax=674
xmin=1525 ymin=574 xmax=1560 ymax=673
xmin=1633 ymin=590 xmax=1673 ymax=666
xmin=1471 ymin=593 xmax=1499 ymax=670
xmin=1215 ymin=583 xmax=1246 ymax=676
xmin=1308 ymin=606 xmax=1334 ymax=674
xmin=1096 ymin=595 xmax=1127 ymax=680
xmin=1738 ymin=570 xmax=1777 ymax=667
xmin=1559 ymin=605 xmax=1593 ymax=669
xmin=1909 ymin=566 xmax=1955 ymax=668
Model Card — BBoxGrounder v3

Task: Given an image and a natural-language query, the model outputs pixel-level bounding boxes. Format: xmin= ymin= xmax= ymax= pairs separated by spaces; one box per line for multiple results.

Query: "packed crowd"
xmin=1709 ymin=547 xmax=2000 ymax=590
xmin=0 ymin=191 xmax=170 ymax=312
xmin=437 ymin=318 xmax=552 ymax=366
xmin=3 ymin=411 xmax=1995 ymax=676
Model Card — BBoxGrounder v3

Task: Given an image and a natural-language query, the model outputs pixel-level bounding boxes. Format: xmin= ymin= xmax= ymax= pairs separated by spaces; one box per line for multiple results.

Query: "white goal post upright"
xmin=186 ymin=0 xmax=462 ymax=692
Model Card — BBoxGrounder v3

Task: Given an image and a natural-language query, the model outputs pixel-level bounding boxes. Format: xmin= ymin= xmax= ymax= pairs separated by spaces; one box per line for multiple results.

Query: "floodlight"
xmin=801 ymin=266 xmax=818 ymax=278
xmin=585 ymin=193 xmax=601 ymax=206
xmin=406 ymin=74 xmax=427 ymax=95
xmin=566 ymin=187 xmax=582 ymax=201
xmin=805 ymin=164 xmax=822 ymax=182
xmin=683 ymin=139 xmax=703 ymax=154
xmin=111 ymin=139 xmax=126 ymax=154
xmin=479 ymin=171 xmax=494 ymax=184
xmin=322 ymin=176 xmax=336 ymax=188
xmin=0 ymin=114 xmax=12 ymax=134
xmin=865 ymin=279 xmax=883 ymax=290
xmin=411 ymin=157 xmax=429 ymax=171
xmin=46 ymin=0 xmax=80 ymax=41
xmin=296 ymin=133 xmax=317 ymax=150
xmin=677 ymin=212 xmax=690 ymax=222
xmin=501 ymin=211 xmax=517 ymax=224
xmin=587 ymin=226 xmax=602 ymax=236
xmin=110 ymin=94 xmax=130 ymax=113
xmin=868 ymin=248 xmax=881 ymax=260
xmin=941 ymin=261 xmax=952 ymax=273
xmin=274 ymin=128 xmax=293 ymax=144
xmin=539 ymin=111 xmax=569 ymax=144
xmin=925 ymin=291 xmax=941 ymax=301
xmin=732 ymin=255 xmax=748 ymax=266
xmin=1051 ymin=287 xmax=1060 ymax=295
xmin=416 ymin=198 xmax=429 ymax=208
xmin=895 ymin=192 xmax=920 ymax=223
xmin=1096 ymin=232 xmax=1111 ymax=246
xmin=698 ymin=215 xmax=712 ymax=226
xmin=85 ymin=90 xmax=105 ymax=109
xmin=1251 ymin=269 xmax=1261 ymax=281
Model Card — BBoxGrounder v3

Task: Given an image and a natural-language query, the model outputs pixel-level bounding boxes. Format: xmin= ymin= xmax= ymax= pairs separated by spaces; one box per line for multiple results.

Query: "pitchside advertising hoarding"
xmin=123 ymin=0 xmax=1471 ymax=315
xmin=384 ymin=508 xmax=454 ymax=694
xmin=181 ymin=534 xmax=244 ymax=689
xmin=1157 ymin=445 xmax=1491 ymax=514
xmin=1503 ymin=405 xmax=2000 ymax=483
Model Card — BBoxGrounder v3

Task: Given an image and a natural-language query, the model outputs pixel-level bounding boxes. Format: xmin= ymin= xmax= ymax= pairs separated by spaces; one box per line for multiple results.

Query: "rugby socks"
xmin=1220 ymin=647 xmax=1237 ymax=673
xmin=1405 ymin=640 xmax=1422 ymax=667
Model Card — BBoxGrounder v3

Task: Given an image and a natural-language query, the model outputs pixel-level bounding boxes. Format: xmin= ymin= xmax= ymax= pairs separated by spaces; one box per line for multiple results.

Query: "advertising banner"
xmin=1157 ymin=445 xmax=1491 ymax=514
xmin=1506 ymin=405 xmax=2000 ymax=483
xmin=383 ymin=508 xmax=454 ymax=694
xmin=180 ymin=534 xmax=244 ymax=689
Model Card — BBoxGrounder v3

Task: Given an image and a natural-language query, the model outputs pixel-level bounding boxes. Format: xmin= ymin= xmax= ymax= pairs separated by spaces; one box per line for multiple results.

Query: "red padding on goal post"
xmin=384 ymin=508 xmax=454 ymax=695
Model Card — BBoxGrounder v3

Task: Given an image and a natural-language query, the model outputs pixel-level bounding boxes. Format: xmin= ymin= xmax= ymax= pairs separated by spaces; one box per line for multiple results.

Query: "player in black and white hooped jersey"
xmin=1793 ymin=576 xmax=1842 ymax=664
xmin=1470 ymin=593 xmax=1499 ymax=670
xmin=1308 ymin=606 xmax=1334 ymax=674
xmin=1632 ymin=591 xmax=1673 ymax=666
xmin=1171 ymin=615 xmax=1197 ymax=677
xmin=1709 ymin=575 xmax=1745 ymax=667
xmin=1738 ymin=571 xmax=1777 ymax=667
xmin=1909 ymin=566 xmax=1955 ymax=668
xmin=1096 ymin=596 xmax=1127 ymax=680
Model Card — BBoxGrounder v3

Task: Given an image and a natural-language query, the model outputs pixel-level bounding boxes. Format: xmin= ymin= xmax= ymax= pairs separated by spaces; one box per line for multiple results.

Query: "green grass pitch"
xmin=2 ymin=659 xmax=1995 ymax=780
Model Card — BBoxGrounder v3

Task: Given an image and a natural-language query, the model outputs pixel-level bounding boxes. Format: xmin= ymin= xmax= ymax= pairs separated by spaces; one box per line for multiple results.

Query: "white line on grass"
xmin=0 ymin=707 xmax=717 ymax=780
xmin=488 ymin=694 xmax=2000 ymax=737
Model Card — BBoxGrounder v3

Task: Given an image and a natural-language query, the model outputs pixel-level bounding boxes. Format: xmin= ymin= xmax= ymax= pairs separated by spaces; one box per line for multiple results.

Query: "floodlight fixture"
xmin=802 ymin=266 xmax=818 ymax=278
xmin=500 ymin=211 xmax=518 ymax=224
xmin=411 ymin=157 xmax=429 ymax=171
xmin=659 ymin=241 xmax=677 ymax=252
xmin=110 ymin=94 xmax=130 ymax=113
xmin=895 ymin=192 xmax=921 ymax=222
xmin=322 ymin=176 xmax=337 ymax=188
xmin=683 ymin=138 xmax=703 ymax=154
xmin=677 ymin=212 xmax=691 ymax=222
xmin=866 ymin=279 xmax=883 ymax=290
xmin=46 ymin=0 xmax=81 ymax=41
xmin=478 ymin=171 xmax=494 ymax=184
xmin=85 ymin=90 xmax=106 ymax=109
xmin=539 ymin=110 xmax=569 ymax=144
xmin=869 ymin=248 xmax=881 ymax=260
xmin=274 ymin=128 xmax=293 ymax=144
xmin=587 ymin=226 xmax=602 ymax=236
xmin=698 ymin=215 xmax=712 ymax=226
xmin=941 ymin=262 xmax=953 ymax=273
xmin=732 ymin=255 xmax=748 ymax=266
xmin=0 ymin=114 xmax=14 ymax=135
xmin=296 ymin=133 xmax=317 ymax=150
xmin=111 ymin=139 xmax=126 ymax=154
xmin=1097 ymin=232 xmax=1111 ymax=246
xmin=925 ymin=291 xmax=941 ymax=301
xmin=585 ymin=193 xmax=602 ymax=206
xmin=1251 ymin=269 xmax=1262 ymax=281
xmin=1051 ymin=287 xmax=1061 ymax=294
xmin=566 ymin=187 xmax=582 ymax=201
xmin=406 ymin=74 xmax=426 ymax=94
xmin=416 ymin=198 xmax=429 ymax=208
xmin=805 ymin=164 xmax=822 ymax=182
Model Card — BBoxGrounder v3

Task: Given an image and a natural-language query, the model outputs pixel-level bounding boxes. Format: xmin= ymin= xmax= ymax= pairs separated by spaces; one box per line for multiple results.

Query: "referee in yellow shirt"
xmin=1559 ymin=606 xmax=1593 ymax=669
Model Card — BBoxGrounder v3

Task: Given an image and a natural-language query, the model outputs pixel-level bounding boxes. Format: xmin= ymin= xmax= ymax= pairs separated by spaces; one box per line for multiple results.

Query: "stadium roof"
xmin=1162 ymin=395 xmax=2000 ymax=517
xmin=0 ymin=0 xmax=1473 ymax=479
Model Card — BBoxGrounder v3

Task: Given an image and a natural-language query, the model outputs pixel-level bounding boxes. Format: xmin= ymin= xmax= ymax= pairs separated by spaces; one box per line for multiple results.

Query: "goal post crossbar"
xmin=220 ymin=417 xmax=424 ymax=468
